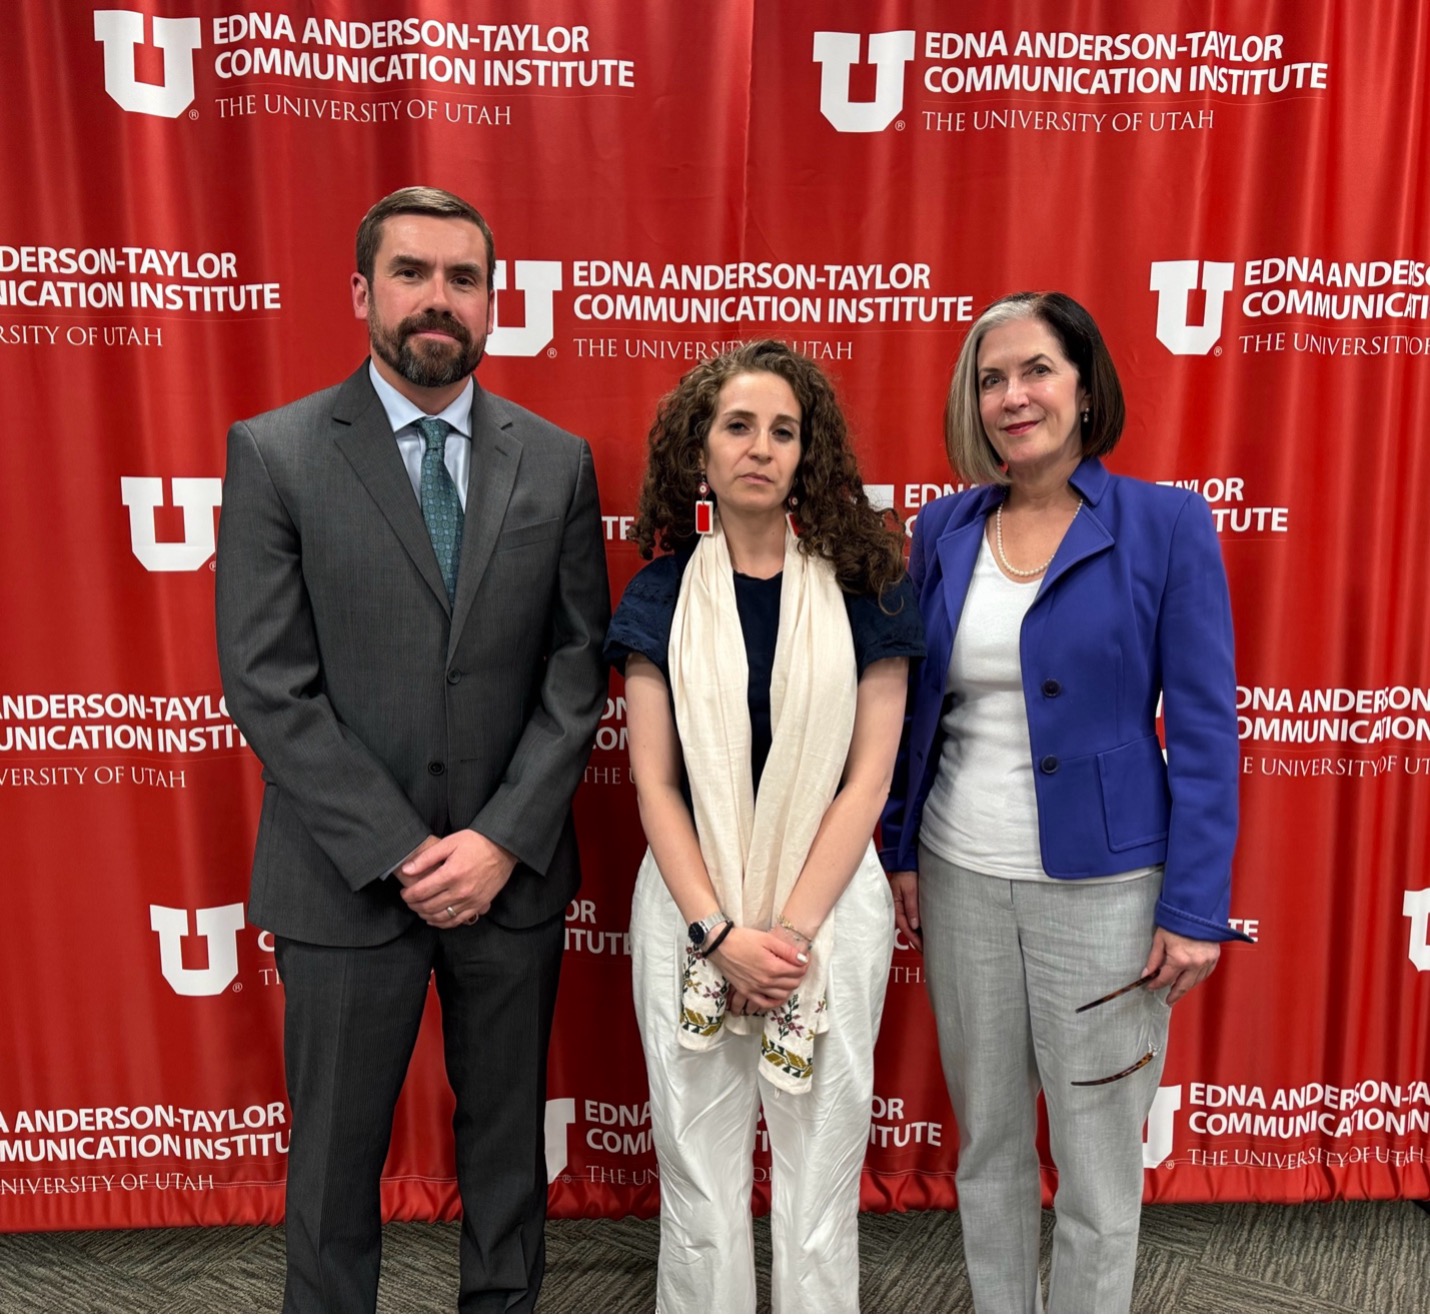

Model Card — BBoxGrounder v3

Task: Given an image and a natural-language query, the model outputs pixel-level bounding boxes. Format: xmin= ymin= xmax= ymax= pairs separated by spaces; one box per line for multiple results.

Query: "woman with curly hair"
xmin=605 ymin=340 xmax=924 ymax=1312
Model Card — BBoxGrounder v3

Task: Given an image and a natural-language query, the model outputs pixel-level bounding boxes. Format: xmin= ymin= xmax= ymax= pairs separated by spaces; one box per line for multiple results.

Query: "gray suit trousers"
xmin=276 ymin=911 xmax=564 ymax=1313
xmin=919 ymin=849 xmax=1169 ymax=1314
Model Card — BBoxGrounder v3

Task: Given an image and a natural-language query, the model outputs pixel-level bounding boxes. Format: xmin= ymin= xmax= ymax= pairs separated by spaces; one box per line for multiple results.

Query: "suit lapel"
xmin=935 ymin=486 xmax=1000 ymax=630
xmin=331 ymin=366 xmax=451 ymax=611
xmin=1035 ymin=456 xmax=1114 ymax=598
xmin=1035 ymin=504 xmax=1113 ymax=597
xmin=449 ymin=384 xmax=522 ymax=645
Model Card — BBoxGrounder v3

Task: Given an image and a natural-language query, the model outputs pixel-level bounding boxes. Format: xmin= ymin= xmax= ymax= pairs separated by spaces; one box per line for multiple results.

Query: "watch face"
xmin=687 ymin=922 xmax=706 ymax=945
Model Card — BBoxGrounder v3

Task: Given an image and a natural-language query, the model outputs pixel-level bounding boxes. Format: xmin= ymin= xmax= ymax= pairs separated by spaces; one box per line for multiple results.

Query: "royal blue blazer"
xmin=879 ymin=457 xmax=1249 ymax=943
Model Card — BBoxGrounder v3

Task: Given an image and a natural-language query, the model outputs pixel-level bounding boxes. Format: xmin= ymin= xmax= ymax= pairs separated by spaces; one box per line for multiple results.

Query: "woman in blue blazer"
xmin=880 ymin=292 xmax=1249 ymax=1313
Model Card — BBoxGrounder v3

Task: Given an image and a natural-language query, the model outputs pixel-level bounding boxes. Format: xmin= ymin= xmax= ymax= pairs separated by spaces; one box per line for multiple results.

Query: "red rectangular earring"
xmin=695 ymin=472 xmax=714 ymax=535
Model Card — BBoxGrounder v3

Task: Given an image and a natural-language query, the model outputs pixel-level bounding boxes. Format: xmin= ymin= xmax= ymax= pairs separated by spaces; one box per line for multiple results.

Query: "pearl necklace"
xmin=994 ymin=498 xmax=1083 ymax=578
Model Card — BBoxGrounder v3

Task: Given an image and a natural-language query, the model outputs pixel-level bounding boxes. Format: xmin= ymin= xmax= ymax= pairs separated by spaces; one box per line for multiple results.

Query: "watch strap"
xmin=688 ymin=910 xmax=730 ymax=947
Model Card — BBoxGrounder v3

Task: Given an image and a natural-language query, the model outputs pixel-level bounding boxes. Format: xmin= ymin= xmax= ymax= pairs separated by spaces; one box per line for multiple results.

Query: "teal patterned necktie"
xmin=414 ymin=416 xmax=463 ymax=602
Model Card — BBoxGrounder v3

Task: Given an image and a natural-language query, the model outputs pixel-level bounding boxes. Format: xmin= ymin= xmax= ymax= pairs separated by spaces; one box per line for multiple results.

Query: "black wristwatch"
xmin=688 ymin=911 xmax=730 ymax=950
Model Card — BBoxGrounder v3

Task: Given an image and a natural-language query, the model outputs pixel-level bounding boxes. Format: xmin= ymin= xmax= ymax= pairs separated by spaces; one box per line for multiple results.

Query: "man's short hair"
xmin=355 ymin=186 xmax=496 ymax=290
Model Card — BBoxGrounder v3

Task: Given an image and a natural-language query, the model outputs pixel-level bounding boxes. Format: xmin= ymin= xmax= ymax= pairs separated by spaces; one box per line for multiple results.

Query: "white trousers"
xmin=630 ymin=843 xmax=895 ymax=1314
xmin=919 ymin=849 xmax=1170 ymax=1315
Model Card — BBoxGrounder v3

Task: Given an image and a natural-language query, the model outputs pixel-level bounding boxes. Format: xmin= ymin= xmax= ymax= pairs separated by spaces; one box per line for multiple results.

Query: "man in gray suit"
xmin=215 ymin=186 xmax=609 ymax=1313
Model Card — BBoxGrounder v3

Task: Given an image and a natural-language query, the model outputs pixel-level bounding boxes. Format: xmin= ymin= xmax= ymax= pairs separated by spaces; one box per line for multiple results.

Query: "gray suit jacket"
xmin=215 ymin=365 xmax=610 ymax=946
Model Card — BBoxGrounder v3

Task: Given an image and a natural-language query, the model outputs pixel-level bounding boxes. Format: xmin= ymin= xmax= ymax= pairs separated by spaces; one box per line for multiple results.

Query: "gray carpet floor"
xmin=1 ymin=1201 xmax=1427 ymax=1312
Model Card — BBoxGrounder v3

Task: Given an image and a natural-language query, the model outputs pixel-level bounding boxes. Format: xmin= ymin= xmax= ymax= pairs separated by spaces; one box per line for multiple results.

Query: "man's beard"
xmin=371 ymin=309 xmax=485 ymax=388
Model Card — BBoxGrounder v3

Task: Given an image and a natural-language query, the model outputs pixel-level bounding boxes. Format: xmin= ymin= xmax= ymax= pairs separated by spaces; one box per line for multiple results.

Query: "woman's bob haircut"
xmin=944 ymin=291 xmax=1126 ymax=485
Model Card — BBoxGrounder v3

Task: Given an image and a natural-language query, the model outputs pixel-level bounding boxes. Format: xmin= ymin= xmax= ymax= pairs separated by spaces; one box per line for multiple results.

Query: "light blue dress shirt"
xmin=367 ymin=361 xmax=473 ymax=510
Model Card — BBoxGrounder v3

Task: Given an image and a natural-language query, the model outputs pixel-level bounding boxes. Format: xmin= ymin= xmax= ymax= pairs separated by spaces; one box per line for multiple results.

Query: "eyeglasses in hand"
xmin=1071 ymin=971 xmax=1158 ymax=1087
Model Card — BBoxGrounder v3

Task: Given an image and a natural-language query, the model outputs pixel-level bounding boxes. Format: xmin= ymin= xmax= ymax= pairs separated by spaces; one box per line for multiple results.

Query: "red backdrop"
xmin=2 ymin=0 xmax=1428 ymax=1231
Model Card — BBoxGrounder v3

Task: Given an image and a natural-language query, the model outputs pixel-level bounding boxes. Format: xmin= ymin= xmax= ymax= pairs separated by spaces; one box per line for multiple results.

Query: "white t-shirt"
xmin=920 ymin=534 xmax=1045 ymax=877
xmin=920 ymin=534 xmax=1154 ymax=885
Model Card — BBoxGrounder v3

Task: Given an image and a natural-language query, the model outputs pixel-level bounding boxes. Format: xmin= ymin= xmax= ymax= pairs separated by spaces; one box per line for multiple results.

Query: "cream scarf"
xmin=665 ymin=518 xmax=857 ymax=1094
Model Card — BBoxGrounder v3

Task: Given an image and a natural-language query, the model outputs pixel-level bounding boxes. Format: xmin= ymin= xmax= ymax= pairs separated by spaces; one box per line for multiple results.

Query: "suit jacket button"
xmin=428 ymin=761 xmax=445 ymax=776
xmin=1041 ymin=679 xmax=1061 ymax=697
xmin=1040 ymin=755 xmax=1059 ymax=773
xmin=446 ymin=669 xmax=462 ymax=685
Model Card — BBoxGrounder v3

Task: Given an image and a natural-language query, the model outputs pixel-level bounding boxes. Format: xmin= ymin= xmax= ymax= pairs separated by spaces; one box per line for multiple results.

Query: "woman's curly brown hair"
xmin=628 ymin=340 xmax=906 ymax=597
